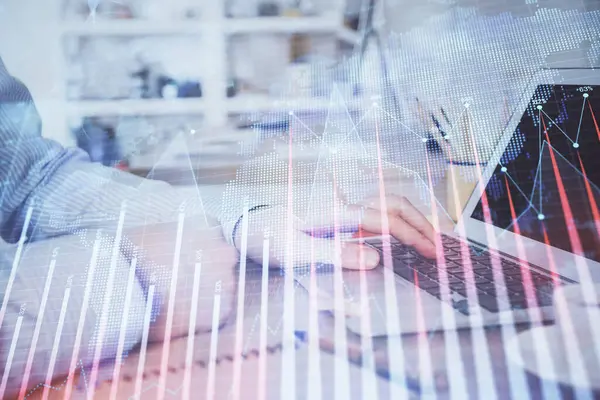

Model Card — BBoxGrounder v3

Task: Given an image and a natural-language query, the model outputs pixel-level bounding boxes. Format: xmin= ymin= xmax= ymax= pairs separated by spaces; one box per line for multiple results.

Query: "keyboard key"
xmin=393 ymin=264 xmax=416 ymax=282
xmin=536 ymin=291 xmax=554 ymax=307
xmin=424 ymin=270 xmax=440 ymax=279
xmin=476 ymin=282 xmax=498 ymax=293
xmin=391 ymin=249 xmax=417 ymax=260
xmin=447 ymin=276 xmax=463 ymax=285
xmin=477 ymin=293 xmax=500 ymax=312
xmin=503 ymin=269 xmax=523 ymax=277
xmin=416 ymin=279 xmax=440 ymax=290
xmin=444 ymin=265 xmax=464 ymax=273
xmin=506 ymin=282 xmax=528 ymax=293
xmin=449 ymin=282 xmax=467 ymax=294
xmin=474 ymin=269 xmax=495 ymax=279
xmin=473 ymin=276 xmax=490 ymax=285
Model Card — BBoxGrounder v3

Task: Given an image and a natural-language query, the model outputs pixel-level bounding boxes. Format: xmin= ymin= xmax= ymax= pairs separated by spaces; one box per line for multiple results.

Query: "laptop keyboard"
xmin=369 ymin=235 xmax=566 ymax=315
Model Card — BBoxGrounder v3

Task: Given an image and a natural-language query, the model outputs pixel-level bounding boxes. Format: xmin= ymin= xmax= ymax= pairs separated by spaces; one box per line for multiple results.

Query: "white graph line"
xmin=575 ymin=95 xmax=588 ymax=144
xmin=87 ymin=203 xmax=127 ymax=400
xmin=63 ymin=233 xmax=102 ymax=400
xmin=42 ymin=286 xmax=72 ymax=400
xmin=0 ymin=315 xmax=23 ymax=398
xmin=258 ymin=237 xmax=270 ymax=400
xmin=18 ymin=258 xmax=57 ymax=398
xmin=182 ymin=262 xmax=202 ymax=400
xmin=231 ymin=203 xmax=250 ymax=400
xmin=156 ymin=211 xmax=186 ymax=400
xmin=133 ymin=284 xmax=155 ymax=400
xmin=0 ymin=206 xmax=33 ymax=331
xmin=109 ymin=257 xmax=139 ymax=400
xmin=206 ymin=290 xmax=222 ymax=400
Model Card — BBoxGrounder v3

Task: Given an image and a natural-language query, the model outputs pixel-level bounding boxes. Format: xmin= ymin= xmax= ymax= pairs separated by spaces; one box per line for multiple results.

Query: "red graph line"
xmin=588 ymin=101 xmax=600 ymax=142
xmin=503 ymin=176 xmax=539 ymax=310
xmin=576 ymin=153 xmax=600 ymax=239
xmin=540 ymin=226 xmax=560 ymax=283
xmin=540 ymin=116 xmax=585 ymax=256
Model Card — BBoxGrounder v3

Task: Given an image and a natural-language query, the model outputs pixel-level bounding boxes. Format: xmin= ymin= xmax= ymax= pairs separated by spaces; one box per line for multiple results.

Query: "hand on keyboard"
xmin=351 ymin=195 xmax=437 ymax=259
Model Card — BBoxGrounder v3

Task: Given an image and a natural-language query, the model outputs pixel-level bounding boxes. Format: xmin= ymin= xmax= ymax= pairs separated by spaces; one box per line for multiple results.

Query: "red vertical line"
xmin=503 ymin=177 xmax=540 ymax=313
xmin=504 ymin=177 xmax=562 ymax=398
xmin=541 ymin=115 xmax=600 ymax=386
xmin=425 ymin=149 xmax=470 ymax=399
xmin=541 ymin=117 xmax=585 ymax=256
xmin=576 ymin=153 xmax=600 ymax=239
xmin=411 ymin=269 xmax=435 ymax=391
xmin=331 ymin=169 xmax=351 ymax=400
xmin=463 ymin=105 xmax=522 ymax=400
xmin=588 ymin=101 xmax=600 ymax=142
xmin=445 ymin=148 xmax=478 ymax=321
xmin=372 ymin=107 xmax=407 ymax=398
xmin=465 ymin=108 xmax=511 ymax=312
xmin=541 ymin=227 xmax=561 ymax=288
xmin=541 ymin=225 xmax=589 ymax=388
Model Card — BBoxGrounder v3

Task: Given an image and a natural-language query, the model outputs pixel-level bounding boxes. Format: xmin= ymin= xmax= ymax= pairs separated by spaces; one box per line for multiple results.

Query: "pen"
xmin=294 ymin=330 xmax=425 ymax=395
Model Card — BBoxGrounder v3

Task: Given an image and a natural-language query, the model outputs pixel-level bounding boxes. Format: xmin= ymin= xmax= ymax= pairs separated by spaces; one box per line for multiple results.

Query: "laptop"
xmin=294 ymin=68 xmax=600 ymax=335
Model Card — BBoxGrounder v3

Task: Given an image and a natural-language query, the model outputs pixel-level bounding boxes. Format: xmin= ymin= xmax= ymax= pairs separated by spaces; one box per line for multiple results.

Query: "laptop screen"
xmin=470 ymin=84 xmax=600 ymax=263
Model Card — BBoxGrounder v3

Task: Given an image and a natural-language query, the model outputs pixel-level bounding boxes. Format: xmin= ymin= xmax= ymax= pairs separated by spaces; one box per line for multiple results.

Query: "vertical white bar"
xmin=257 ymin=237 xmax=270 ymax=400
xmin=133 ymin=285 xmax=156 ymax=400
xmin=373 ymin=108 xmax=407 ymax=399
xmin=0 ymin=315 xmax=24 ymax=398
xmin=18 ymin=258 xmax=57 ymax=398
xmin=87 ymin=204 xmax=128 ymax=399
xmin=357 ymin=247 xmax=377 ymax=400
xmin=63 ymin=233 xmax=102 ymax=400
xmin=281 ymin=125 xmax=296 ymax=400
xmin=182 ymin=262 xmax=202 ymax=400
xmin=206 ymin=288 xmax=222 ymax=400
xmin=331 ymin=180 xmax=350 ymax=400
xmin=156 ymin=211 xmax=185 ymax=400
xmin=232 ymin=204 xmax=249 ymax=400
xmin=0 ymin=206 xmax=33 ymax=330
xmin=42 ymin=286 xmax=72 ymax=400
xmin=307 ymin=236 xmax=322 ymax=400
xmin=109 ymin=257 xmax=139 ymax=400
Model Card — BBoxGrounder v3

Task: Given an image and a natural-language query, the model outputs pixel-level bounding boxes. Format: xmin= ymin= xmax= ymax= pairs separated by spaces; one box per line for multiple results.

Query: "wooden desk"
xmin=22 ymin=163 xmax=598 ymax=399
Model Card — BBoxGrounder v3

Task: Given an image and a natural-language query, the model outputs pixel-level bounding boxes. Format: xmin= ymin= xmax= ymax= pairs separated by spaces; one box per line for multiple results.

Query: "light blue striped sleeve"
xmin=0 ymin=58 xmax=234 ymax=243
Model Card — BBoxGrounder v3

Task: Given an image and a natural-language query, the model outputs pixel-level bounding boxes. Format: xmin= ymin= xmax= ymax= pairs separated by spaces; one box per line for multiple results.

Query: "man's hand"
xmin=353 ymin=195 xmax=437 ymax=259
xmin=124 ymin=217 xmax=238 ymax=342
xmin=239 ymin=205 xmax=381 ymax=270
xmin=239 ymin=195 xmax=437 ymax=270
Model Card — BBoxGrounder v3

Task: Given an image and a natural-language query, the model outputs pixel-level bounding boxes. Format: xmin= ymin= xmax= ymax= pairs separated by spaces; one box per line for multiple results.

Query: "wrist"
xmin=232 ymin=205 xmax=272 ymax=250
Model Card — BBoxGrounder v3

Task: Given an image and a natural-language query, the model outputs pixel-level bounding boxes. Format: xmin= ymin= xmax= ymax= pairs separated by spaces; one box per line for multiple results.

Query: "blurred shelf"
xmin=225 ymin=15 xmax=339 ymax=34
xmin=61 ymin=20 xmax=205 ymax=36
xmin=61 ymin=17 xmax=359 ymax=41
xmin=227 ymin=94 xmax=368 ymax=113
xmin=66 ymin=98 xmax=205 ymax=117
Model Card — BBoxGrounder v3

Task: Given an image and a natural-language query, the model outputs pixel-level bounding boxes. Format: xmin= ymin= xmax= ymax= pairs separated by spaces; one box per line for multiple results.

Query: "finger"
xmin=359 ymin=195 xmax=436 ymax=245
xmin=359 ymin=207 xmax=437 ymax=259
